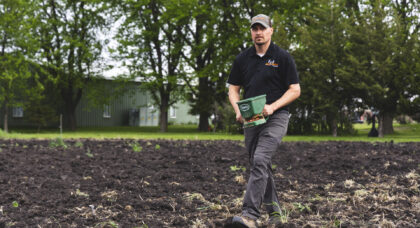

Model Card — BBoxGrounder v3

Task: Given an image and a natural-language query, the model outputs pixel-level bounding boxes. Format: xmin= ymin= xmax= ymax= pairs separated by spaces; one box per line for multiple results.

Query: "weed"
xmin=333 ymin=217 xmax=341 ymax=227
xmin=271 ymin=164 xmax=277 ymax=170
xmin=75 ymin=189 xmax=89 ymax=197
xmin=270 ymin=202 xmax=290 ymax=223
xmin=293 ymin=202 xmax=311 ymax=212
xmin=0 ymin=148 xmax=2 ymax=153
xmin=130 ymin=142 xmax=143 ymax=152
xmin=23 ymin=145 xmax=28 ymax=149
xmin=310 ymin=194 xmax=323 ymax=202
xmin=155 ymin=144 xmax=160 ymax=150
xmin=230 ymin=165 xmax=246 ymax=172
xmin=49 ymin=137 xmax=68 ymax=149
xmin=74 ymin=141 xmax=84 ymax=148
xmin=96 ymin=221 xmax=118 ymax=228
xmin=12 ymin=201 xmax=19 ymax=208
xmin=86 ymin=148 xmax=94 ymax=158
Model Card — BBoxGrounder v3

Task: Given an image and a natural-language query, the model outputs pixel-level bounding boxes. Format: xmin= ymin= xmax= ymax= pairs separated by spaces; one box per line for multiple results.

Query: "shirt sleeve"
xmin=227 ymin=57 xmax=242 ymax=86
xmin=285 ymin=54 xmax=299 ymax=85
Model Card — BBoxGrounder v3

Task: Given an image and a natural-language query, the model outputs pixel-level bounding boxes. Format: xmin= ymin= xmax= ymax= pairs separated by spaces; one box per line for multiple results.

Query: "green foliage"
xmin=213 ymin=100 xmax=243 ymax=134
xmin=230 ymin=165 xmax=246 ymax=172
xmin=114 ymin=0 xmax=186 ymax=132
xmin=293 ymin=202 xmax=311 ymax=212
xmin=130 ymin=142 xmax=143 ymax=153
xmin=154 ymin=144 xmax=160 ymax=150
xmin=74 ymin=141 xmax=84 ymax=148
xmin=49 ymin=137 xmax=67 ymax=149
xmin=0 ymin=0 xmax=43 ymax=133
xmin=26 ymin=97 xmax=59 ymax=132
xmin=270 ymin=202 xmax=290 ymax=223
xmin=86 ymin=148 xmax=93 ymax=158
xmin=12 ymin=201 xmax=19 ymax=208
xmin=36 ymin=0 xmax=112 ymax=130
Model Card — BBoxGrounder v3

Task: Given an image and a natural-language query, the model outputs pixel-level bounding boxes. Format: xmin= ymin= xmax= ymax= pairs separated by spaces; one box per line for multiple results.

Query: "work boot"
xmin=232 ymin=215 xmax=258 ymax=228
xmin=266 ymin=216 xmax=281 ymax=228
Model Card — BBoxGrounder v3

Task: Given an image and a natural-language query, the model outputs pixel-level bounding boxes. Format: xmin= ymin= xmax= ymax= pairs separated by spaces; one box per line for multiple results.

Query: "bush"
xmin=213 ymin=102 xmax=243 ymax=134
xmin=396 ymin=115 xmax=415 ymax=124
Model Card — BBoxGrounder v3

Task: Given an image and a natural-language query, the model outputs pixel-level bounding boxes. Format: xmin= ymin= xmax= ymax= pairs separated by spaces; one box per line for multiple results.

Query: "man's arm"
xmin=263 ymin=83 xmax=301 ymax=116
xmin=228 ymin=85 xmax=244 ymax=123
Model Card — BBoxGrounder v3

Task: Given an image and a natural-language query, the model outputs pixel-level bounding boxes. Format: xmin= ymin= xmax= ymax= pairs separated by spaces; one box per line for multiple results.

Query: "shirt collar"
xmin=248 ymin=41 xmax=274 ymax=58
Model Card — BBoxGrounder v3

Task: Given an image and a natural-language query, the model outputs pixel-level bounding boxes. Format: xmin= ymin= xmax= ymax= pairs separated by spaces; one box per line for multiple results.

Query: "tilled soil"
xmin=0 ymin=139 xmax=418 ymax=227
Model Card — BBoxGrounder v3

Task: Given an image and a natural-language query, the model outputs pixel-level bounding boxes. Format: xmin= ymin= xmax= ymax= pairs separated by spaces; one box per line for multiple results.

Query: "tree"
xmin=114 ymin=0 xmax=186 ymax=132
xmin=345 ymin=0 xmax=419 ymax=137
xmin=0 ymin=0 xmax=40 ymax=133
xmin=36 ymin=0 xmax=111 ymax=130
xmin=291 ymin=0 xmax=356 ymax=136
xmin=178 ymin=0 xmax=280 ymax=131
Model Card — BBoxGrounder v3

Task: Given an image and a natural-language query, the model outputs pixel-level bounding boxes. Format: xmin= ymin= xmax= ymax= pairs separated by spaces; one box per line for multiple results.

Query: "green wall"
xmin=0 ymin=80 xmax=198 ymax=128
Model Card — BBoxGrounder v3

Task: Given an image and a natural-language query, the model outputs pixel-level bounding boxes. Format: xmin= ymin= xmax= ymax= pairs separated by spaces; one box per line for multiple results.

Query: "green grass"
xmin=0 ymin=123 xmax=419 ymax=142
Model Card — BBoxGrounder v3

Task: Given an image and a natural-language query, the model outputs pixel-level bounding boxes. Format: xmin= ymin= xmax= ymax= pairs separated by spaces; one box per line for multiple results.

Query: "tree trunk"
xmin=198 ymin=112 xmax=210 ymax=132
xmin=62 ymin=86 xmax=82 ymax=131
xmin=63 ymin=97 xmax=78 ymax=131
xmin=66 ymin=105 xmax=77 ymax=131
xmin=331 ymin=118 xmax=337 ymax=137
xmin=382 ymin=112 xmax=394 ymax=134
xmin=196 ymin=77 xmax=212 ymax=132
xmin=378 ymin=115 xmax=384 ymax=138
xmin=159 ymin=92 xmax=169 ymax=132
xmin=327 ymin=113 xmax=337 ymax=137
xmin=378 ymin=112 xmax=394 ymax=137
xmin=3 ymin=102 xmax=8 ymax=133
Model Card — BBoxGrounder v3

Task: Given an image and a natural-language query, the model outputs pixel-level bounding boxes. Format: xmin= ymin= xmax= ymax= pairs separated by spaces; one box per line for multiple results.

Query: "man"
xmin=228 ymin=14 xmax=300 ymax=228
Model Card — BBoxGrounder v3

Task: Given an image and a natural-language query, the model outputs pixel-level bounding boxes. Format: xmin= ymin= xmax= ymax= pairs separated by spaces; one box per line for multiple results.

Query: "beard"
xmin=254 ymin=37 xmax=268 ymax=46
xmin=254 ymin=40 xmax=268 ymax=46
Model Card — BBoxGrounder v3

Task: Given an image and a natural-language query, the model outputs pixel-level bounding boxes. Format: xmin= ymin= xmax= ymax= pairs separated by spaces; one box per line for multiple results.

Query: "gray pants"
xmin=242 ymin=110 xmax=289 ymax=220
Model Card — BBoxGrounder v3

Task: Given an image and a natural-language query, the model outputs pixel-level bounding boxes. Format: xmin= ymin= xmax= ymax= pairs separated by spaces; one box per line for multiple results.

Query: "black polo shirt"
xmin=228 ymin=42 xmax=299 ymax=111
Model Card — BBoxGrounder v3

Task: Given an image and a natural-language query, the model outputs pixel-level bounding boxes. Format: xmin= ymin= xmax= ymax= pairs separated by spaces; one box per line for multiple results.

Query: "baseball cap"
xmin=251 ymin=14 xmax=271 ymax=28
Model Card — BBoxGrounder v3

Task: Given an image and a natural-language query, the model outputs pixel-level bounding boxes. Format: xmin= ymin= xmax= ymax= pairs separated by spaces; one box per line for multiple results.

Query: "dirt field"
xmin=0 ymin=139 xmax=418 ymax=227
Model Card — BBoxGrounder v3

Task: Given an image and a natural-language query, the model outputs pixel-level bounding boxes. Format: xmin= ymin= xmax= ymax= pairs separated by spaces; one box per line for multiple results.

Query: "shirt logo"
xmin=265 ymin=59 xmax=278 ymax=67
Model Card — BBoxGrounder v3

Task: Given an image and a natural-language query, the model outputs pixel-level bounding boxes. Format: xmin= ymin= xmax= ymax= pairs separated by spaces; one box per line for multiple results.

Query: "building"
xmin=0 ymin=80 xmax=198 ymax=128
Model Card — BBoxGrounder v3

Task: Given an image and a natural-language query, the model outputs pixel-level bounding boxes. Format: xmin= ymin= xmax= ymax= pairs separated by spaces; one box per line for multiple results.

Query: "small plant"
xmin=271 ymin=164 xmax=277 ymax=170
xmin=155 ymin=144 xmax=160 ymax=150
xmin=270 ymin=202 xmax=290 ymax=223
xmin=86 ymin=148 xmax=94 ymax=158
xmin=293 ymin=202 xmax=311 ymax=212
xmin=97 ymin=221 xmax=118 ymax=228
xmin=49 ymin=137 xmax=68 ymax=149
xmin=74 ymin=141 xmax=84 ymax=148
xmin=333 ymin=217 xmax=341 ymax=227
xmin=230 ymin=165 xmax=246 ymax=172
xmin=12 ymin=201 xmax=19 ymax=208
xmin=130 ymin=142 xmax=143 ymax=152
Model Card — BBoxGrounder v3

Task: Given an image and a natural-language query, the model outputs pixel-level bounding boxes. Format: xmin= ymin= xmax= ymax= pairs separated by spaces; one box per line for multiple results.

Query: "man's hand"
xmin=236 ymin=113 xmax=244 ymax=123
xmin=262 ymin=104 xmax=274 ymax=116
xmin=229 ymin=85 xmax=244 ymax=123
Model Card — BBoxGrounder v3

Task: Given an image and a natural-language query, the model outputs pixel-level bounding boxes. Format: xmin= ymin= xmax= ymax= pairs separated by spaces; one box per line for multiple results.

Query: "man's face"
xmin=251 ymin=24 xmax=273 ymax=46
